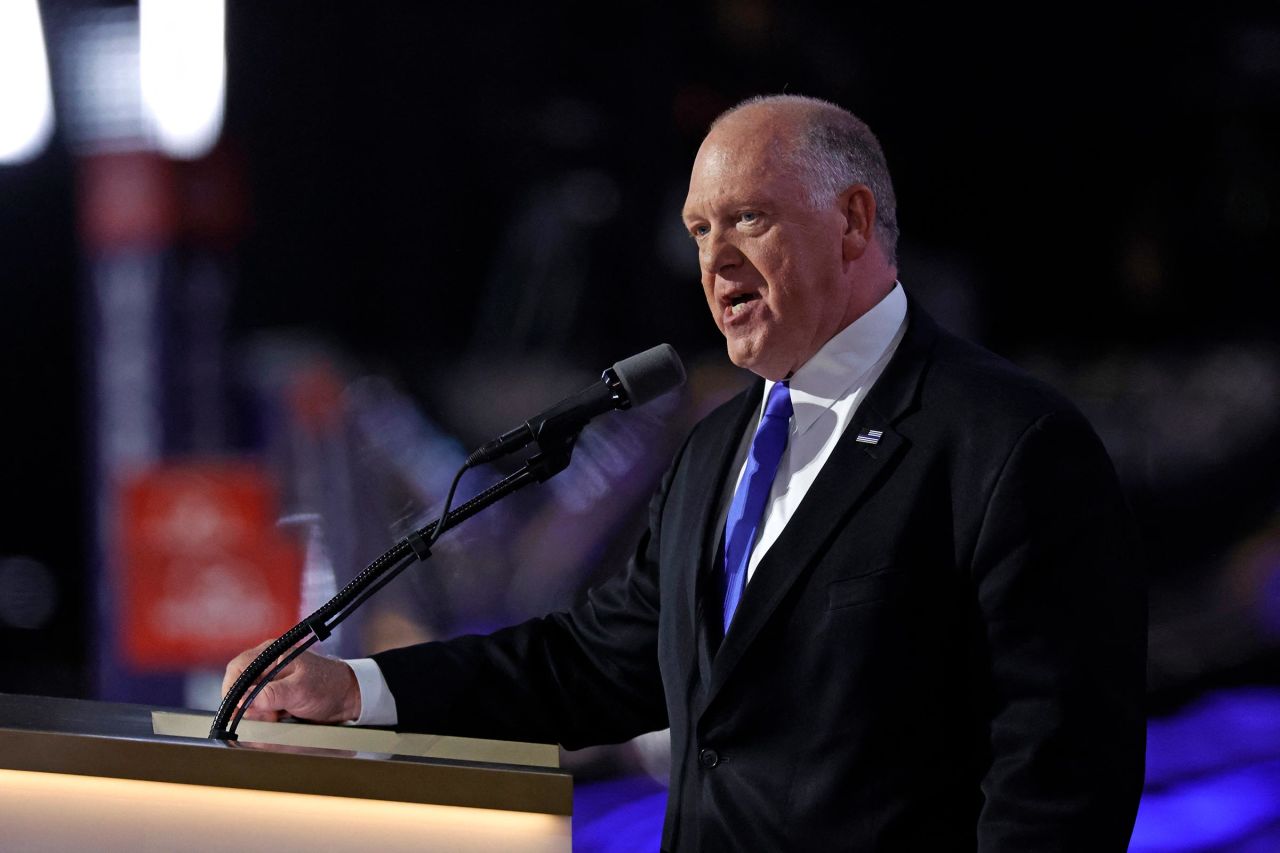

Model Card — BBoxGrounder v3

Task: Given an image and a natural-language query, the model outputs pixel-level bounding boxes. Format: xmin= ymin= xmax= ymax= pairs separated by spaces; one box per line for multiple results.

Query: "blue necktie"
xmin=723 ymin=381 xmax=793 ymax=633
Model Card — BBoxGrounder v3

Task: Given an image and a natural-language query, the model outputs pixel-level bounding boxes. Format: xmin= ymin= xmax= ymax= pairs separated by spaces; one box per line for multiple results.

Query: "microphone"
xmin=467 ymin=344 xmax=686 ymax=466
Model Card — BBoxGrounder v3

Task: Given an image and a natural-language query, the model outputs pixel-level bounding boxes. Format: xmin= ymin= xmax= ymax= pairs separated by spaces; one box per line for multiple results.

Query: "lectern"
xmin=0 ymin=693 xmax=572 ymax=852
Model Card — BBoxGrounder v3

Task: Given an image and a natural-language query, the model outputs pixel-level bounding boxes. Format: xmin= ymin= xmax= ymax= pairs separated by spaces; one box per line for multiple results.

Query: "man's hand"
xmin=221 ymin=640 xmax=362 ymax=724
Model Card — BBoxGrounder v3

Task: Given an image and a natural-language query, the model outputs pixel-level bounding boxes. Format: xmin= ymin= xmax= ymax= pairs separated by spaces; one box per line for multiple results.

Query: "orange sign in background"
xmin=118 ymin=463 xmax=302 ymax=669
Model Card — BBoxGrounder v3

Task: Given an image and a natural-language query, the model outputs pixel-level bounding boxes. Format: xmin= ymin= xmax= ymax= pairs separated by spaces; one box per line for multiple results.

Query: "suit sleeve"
xmin=970 ymin=410 xmax=1147 ymax=851
xmin=369 ymin=448 xmax=680 ymax=749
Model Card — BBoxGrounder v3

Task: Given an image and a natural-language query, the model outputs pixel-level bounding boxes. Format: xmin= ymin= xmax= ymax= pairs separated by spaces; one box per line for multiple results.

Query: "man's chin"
xmin=726 ymin=341 xmax=789 ymax=381
xmin=725 ymin=339 xmax=758 ymax=371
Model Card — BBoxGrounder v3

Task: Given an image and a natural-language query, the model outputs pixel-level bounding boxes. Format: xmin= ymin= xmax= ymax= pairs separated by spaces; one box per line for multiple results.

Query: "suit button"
xmin=699 ymin=748 xmax=719 ymax=768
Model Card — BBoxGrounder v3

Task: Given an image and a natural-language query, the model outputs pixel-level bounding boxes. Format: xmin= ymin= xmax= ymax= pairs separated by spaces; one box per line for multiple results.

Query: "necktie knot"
xmin=762 ymin=381 xmax=793 ymax=422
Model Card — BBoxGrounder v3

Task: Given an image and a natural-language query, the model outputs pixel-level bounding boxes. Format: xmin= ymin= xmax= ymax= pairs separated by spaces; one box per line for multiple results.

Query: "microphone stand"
xmin=208 ymin=439 xmax=577 ymax=741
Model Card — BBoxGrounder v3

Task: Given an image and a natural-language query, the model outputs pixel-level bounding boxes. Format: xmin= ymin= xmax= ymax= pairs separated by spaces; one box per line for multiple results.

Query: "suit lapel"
xmin=702 ymin=300 xmax=939 ymax=710
xmin=668 ymin=383 xmax=762 ymax=690
xmin=690 ymin=384 xmax=762 ymax=592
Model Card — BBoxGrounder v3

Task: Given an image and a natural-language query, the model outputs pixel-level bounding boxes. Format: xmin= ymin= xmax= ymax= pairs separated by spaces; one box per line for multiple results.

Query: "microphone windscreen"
xmin=612 ymin=344 xmax=686 ymax=407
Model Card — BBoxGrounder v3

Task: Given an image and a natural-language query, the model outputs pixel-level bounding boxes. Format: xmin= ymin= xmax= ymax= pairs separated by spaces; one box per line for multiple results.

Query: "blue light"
xmin=1133 ymin=687 xmax=1280 ymax=852
xmin=1131 ymin=759 xmax=1280 ymax=851
xmin=574 ymin=776 xmax=666 ymax=852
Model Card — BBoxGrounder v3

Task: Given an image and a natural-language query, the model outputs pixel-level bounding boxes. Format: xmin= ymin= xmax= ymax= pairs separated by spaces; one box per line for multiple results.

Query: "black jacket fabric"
xmin=374 ymin=302 xmax=1147 ymax=851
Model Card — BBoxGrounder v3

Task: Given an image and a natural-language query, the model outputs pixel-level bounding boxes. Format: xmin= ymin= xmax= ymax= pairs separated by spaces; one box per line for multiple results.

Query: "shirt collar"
xmin=763 ymin=282 xmax=908 ymax=436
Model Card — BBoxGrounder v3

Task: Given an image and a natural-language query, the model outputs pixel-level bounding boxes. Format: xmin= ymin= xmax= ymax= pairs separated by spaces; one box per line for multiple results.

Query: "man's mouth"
xmin=726 ymin=293 xmax=760 ymax=319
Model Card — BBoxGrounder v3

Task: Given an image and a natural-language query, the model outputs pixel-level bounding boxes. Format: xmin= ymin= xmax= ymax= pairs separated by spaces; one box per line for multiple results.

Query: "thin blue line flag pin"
xmin=855 ymin=429 xmax=884 ymax=446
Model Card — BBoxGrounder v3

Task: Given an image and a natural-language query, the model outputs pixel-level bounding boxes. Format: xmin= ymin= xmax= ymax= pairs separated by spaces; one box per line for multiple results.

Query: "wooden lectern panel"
xmin=0 ymin=693 xmax=572 ymax=852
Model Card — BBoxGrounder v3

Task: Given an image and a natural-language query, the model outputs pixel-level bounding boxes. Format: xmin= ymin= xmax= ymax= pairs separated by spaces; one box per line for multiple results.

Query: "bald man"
xmin=226 ymin=96 xmax=1146 ymax=851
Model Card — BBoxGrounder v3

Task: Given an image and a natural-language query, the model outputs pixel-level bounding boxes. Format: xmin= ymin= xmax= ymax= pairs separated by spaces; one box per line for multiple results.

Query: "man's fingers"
xmin=235 ymin=668 xmax=304 ymax=722
xmin=220 ymin=639 xmax=305 ymax=705
xmin=220 ymin=645 xmax=355 ymax=724
xmin=221 ymin=639 xmax=274 ymax=696
xmin=247 ymin=678 xmax=290 ymax=716
xmin=238 ymin=704 xmax=282 ymax=723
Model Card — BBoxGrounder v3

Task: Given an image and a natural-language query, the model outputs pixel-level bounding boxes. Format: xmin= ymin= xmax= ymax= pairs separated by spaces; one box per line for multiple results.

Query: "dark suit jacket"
xmin=374 ymin=302 xmax=1147 ymax=851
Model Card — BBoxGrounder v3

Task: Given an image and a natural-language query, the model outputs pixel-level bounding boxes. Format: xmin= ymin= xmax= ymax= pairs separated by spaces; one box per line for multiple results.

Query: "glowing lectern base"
xmin=0 ymin=693 xmax=571 ymax=852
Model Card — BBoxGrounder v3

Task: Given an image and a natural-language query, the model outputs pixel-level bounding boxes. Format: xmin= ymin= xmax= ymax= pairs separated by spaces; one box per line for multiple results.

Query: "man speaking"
xmin=225 ymin=95 xmax=1146 ymax=851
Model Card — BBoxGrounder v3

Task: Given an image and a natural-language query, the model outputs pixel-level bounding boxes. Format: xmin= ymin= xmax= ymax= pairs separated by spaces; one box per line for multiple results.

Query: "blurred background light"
xmin=0 ymin=0 xmax=55 ymax=165
xmin=62 ymin=6 xmax=144 ymax=152
xmin=139 ymin=0 xmax=225 ymax=159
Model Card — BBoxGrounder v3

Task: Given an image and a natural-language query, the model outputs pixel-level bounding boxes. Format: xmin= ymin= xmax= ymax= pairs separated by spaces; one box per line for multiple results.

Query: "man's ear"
xmin=841 ymin=184 xmax=876 ymax=262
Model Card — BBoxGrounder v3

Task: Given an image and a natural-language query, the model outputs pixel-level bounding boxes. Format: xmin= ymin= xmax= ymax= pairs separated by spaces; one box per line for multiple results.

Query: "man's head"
xmin=682 ymin=95 xmax=898 ymax=380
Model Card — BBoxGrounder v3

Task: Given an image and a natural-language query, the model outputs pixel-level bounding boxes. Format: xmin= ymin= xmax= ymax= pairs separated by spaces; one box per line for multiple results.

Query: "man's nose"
xmin=700 ymin=228 xmax=743 ymax=276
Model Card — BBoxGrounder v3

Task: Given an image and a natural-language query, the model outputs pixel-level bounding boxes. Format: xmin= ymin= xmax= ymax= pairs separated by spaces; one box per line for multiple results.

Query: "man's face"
xmin=682 ymin=118 xmax=854 ymax=380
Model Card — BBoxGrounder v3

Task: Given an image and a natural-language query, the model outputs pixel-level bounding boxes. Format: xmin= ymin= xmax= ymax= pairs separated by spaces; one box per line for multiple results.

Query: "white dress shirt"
xmin=347 ymin=283 xmax=909 ymax=727
xmin=716 ymin=282 xmax=908 ymax=584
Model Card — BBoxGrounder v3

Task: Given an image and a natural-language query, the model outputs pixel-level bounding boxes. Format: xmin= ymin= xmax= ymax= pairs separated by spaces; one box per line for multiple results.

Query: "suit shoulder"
xmin=919 ymin=324 xmax=1090 ymax=436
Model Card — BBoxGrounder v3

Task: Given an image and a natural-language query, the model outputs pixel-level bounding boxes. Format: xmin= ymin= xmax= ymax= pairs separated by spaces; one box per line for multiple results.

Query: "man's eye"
xmin=739 ymin=211 xmax=759 ymax=224
xmin=690 ymin=224 xmax=710 ymax=238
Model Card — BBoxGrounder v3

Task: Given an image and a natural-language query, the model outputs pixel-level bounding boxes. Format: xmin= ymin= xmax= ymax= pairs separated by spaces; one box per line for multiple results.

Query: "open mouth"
xmin=727 ymin=293 xmax=760 ymax=316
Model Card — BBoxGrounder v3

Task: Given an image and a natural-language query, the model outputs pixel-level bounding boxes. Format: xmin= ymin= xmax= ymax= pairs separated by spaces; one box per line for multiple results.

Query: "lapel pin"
xmin=855 ymin=429 xmax=883 ymax=446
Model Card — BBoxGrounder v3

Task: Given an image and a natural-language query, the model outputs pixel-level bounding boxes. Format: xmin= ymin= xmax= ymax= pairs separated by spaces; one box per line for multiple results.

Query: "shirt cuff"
xmin=345 ymin=658 xmax=399 ymax=727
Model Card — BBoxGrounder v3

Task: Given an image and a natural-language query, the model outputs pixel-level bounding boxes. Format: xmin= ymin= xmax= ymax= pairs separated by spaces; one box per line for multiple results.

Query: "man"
xmin=226 ymin=95 xmax=1146 ymax=850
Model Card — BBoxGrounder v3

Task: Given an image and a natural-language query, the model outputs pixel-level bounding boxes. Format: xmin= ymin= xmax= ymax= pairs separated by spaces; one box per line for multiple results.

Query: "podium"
xmin=0 ymin=693 xmax=572 ymax=852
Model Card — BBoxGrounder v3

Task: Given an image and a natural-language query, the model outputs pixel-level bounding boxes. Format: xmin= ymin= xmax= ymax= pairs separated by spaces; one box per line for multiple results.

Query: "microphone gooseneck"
xmin=210 ymin=343 xmax=685 ymax=741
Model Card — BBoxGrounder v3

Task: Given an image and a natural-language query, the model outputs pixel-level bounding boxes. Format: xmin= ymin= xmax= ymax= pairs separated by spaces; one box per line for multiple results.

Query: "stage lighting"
xmin=0 ymin=0 xmax=55 ymax=165
xmin=140 ymin=0 xmax=225 ymax=159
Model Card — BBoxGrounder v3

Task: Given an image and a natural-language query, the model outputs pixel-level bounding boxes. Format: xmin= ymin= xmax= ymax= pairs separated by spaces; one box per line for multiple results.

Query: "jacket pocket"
xmin=826 ymin=567 xmax=903 ymax=610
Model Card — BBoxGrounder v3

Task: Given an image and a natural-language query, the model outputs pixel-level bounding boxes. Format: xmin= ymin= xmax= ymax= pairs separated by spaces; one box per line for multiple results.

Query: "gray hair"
xmin=714 ymin=95 xmax=899 ymax=265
